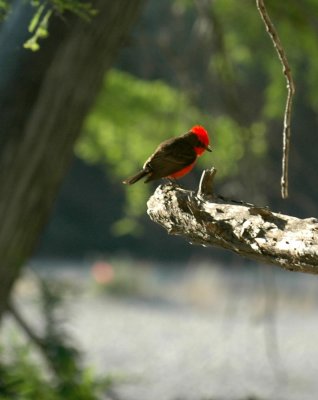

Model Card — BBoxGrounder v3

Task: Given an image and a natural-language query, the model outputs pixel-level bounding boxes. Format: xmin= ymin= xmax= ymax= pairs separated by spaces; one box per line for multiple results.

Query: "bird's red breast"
xmin=168 ymin=162 xmax=196 ymax=179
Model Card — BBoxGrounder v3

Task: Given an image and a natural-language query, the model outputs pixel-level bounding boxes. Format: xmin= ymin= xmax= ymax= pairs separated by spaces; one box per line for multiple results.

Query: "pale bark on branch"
xmin=147 ymin=169 xmax=318 ymax=274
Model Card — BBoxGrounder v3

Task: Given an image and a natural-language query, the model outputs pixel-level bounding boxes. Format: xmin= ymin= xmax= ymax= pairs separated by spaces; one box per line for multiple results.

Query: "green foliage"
xmin=0 ymin=0 xmax=97 ymax=51
xmin=211 ymin=0 xmax=318 ymax=116
xmin=78 ymin=70 xmax=204 ymax=175
xmin=0 ymin=339 xmax=109 ymax=400
xmin=0 ymin=277 xmax=112 ymax=400
xmin=48 ymin=0 xmax=96 ymax=20
xmin=24 ymin=4 xmax=52 ymax=51
xmin=0 ymin=345 xmax=58 ymax=399
xmin=0 ymin=0 xmax=8 ymax=20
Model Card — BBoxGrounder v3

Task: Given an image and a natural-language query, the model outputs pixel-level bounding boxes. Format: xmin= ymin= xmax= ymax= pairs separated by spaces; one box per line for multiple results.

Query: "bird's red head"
xmin=191 ymin=125 xmax=211 ymax=155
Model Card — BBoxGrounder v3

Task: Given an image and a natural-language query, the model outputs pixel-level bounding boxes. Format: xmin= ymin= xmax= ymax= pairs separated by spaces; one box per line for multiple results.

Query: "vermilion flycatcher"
xmin=123 ymin=125 xmax=211 ymax=184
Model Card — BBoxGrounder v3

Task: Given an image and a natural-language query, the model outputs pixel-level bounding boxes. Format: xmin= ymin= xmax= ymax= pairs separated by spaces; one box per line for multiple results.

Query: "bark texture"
xmin=0 ymin=0 xmax=144 ymax=318
xmin=147 ymin=169 xmax=318 ymax=274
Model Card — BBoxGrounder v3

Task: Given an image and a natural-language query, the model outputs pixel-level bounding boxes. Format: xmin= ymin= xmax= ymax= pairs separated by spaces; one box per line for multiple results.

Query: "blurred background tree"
xmin=0 ymin=0 xmax=144 ymax=319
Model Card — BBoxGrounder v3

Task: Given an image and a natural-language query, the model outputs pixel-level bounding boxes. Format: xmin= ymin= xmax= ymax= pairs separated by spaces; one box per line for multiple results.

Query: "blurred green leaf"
xmin=1 ymin=277 xmax=113 ymax=400
xmin=0 ymin=0 xmax=9 ymax=20
xmin=23 ymin=0 xmax=96 ymax=51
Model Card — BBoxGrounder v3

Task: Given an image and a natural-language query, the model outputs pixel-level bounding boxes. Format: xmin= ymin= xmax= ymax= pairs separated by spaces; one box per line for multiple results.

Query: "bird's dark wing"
xmin=144 ymin=136 xmax=197 ymax=181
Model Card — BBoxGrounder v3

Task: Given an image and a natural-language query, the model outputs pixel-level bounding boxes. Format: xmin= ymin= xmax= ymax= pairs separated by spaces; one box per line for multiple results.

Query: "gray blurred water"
xmin=6 ymin=259 xmax=318 ymax=400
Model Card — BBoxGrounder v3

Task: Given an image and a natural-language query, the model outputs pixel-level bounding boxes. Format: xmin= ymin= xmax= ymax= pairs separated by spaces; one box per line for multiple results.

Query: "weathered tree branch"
xmin=147 ymin=169 xmax=318 ymax=274
xmin=256 ymin=0 xmax=295 ymax=199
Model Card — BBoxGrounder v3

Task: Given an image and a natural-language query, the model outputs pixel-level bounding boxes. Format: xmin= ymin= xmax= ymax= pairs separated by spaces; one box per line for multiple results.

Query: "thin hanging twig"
xmin=256 ymin=0 xmax=295 ymax=199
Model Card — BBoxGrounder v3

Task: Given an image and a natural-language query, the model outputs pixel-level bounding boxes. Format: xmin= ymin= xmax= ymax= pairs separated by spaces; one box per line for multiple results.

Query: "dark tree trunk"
xmin=0 ymin=0 xmax=144 ymax=319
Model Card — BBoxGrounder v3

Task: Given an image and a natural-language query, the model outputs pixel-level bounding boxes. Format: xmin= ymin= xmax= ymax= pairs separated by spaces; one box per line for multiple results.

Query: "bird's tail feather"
xmin=122 ymin=169 xmax=149 ymax=185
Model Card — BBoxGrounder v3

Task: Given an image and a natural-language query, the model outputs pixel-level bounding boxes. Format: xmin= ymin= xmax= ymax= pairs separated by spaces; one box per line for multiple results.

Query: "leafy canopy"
xmin=0 ymin=0 xmax=95 ymax=51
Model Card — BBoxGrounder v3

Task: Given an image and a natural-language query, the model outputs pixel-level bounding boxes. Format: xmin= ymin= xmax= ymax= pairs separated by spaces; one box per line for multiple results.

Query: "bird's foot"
xmin=164 ymin=178 xmax=181 ymax=187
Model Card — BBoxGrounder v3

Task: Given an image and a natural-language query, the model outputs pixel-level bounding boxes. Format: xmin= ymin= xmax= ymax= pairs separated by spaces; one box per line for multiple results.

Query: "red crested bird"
xmin=123 ymin=125 xmax=211 ymax=185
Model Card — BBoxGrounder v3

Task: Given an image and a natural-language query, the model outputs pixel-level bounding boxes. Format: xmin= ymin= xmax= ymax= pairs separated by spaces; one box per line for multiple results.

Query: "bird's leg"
xmin=164 ymin=177 xmax=181 ymax=187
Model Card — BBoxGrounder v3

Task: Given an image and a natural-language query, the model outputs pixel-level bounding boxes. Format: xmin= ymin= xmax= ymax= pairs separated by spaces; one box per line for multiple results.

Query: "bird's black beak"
xmin=206 ymin=145 xmax=212 ymax=152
